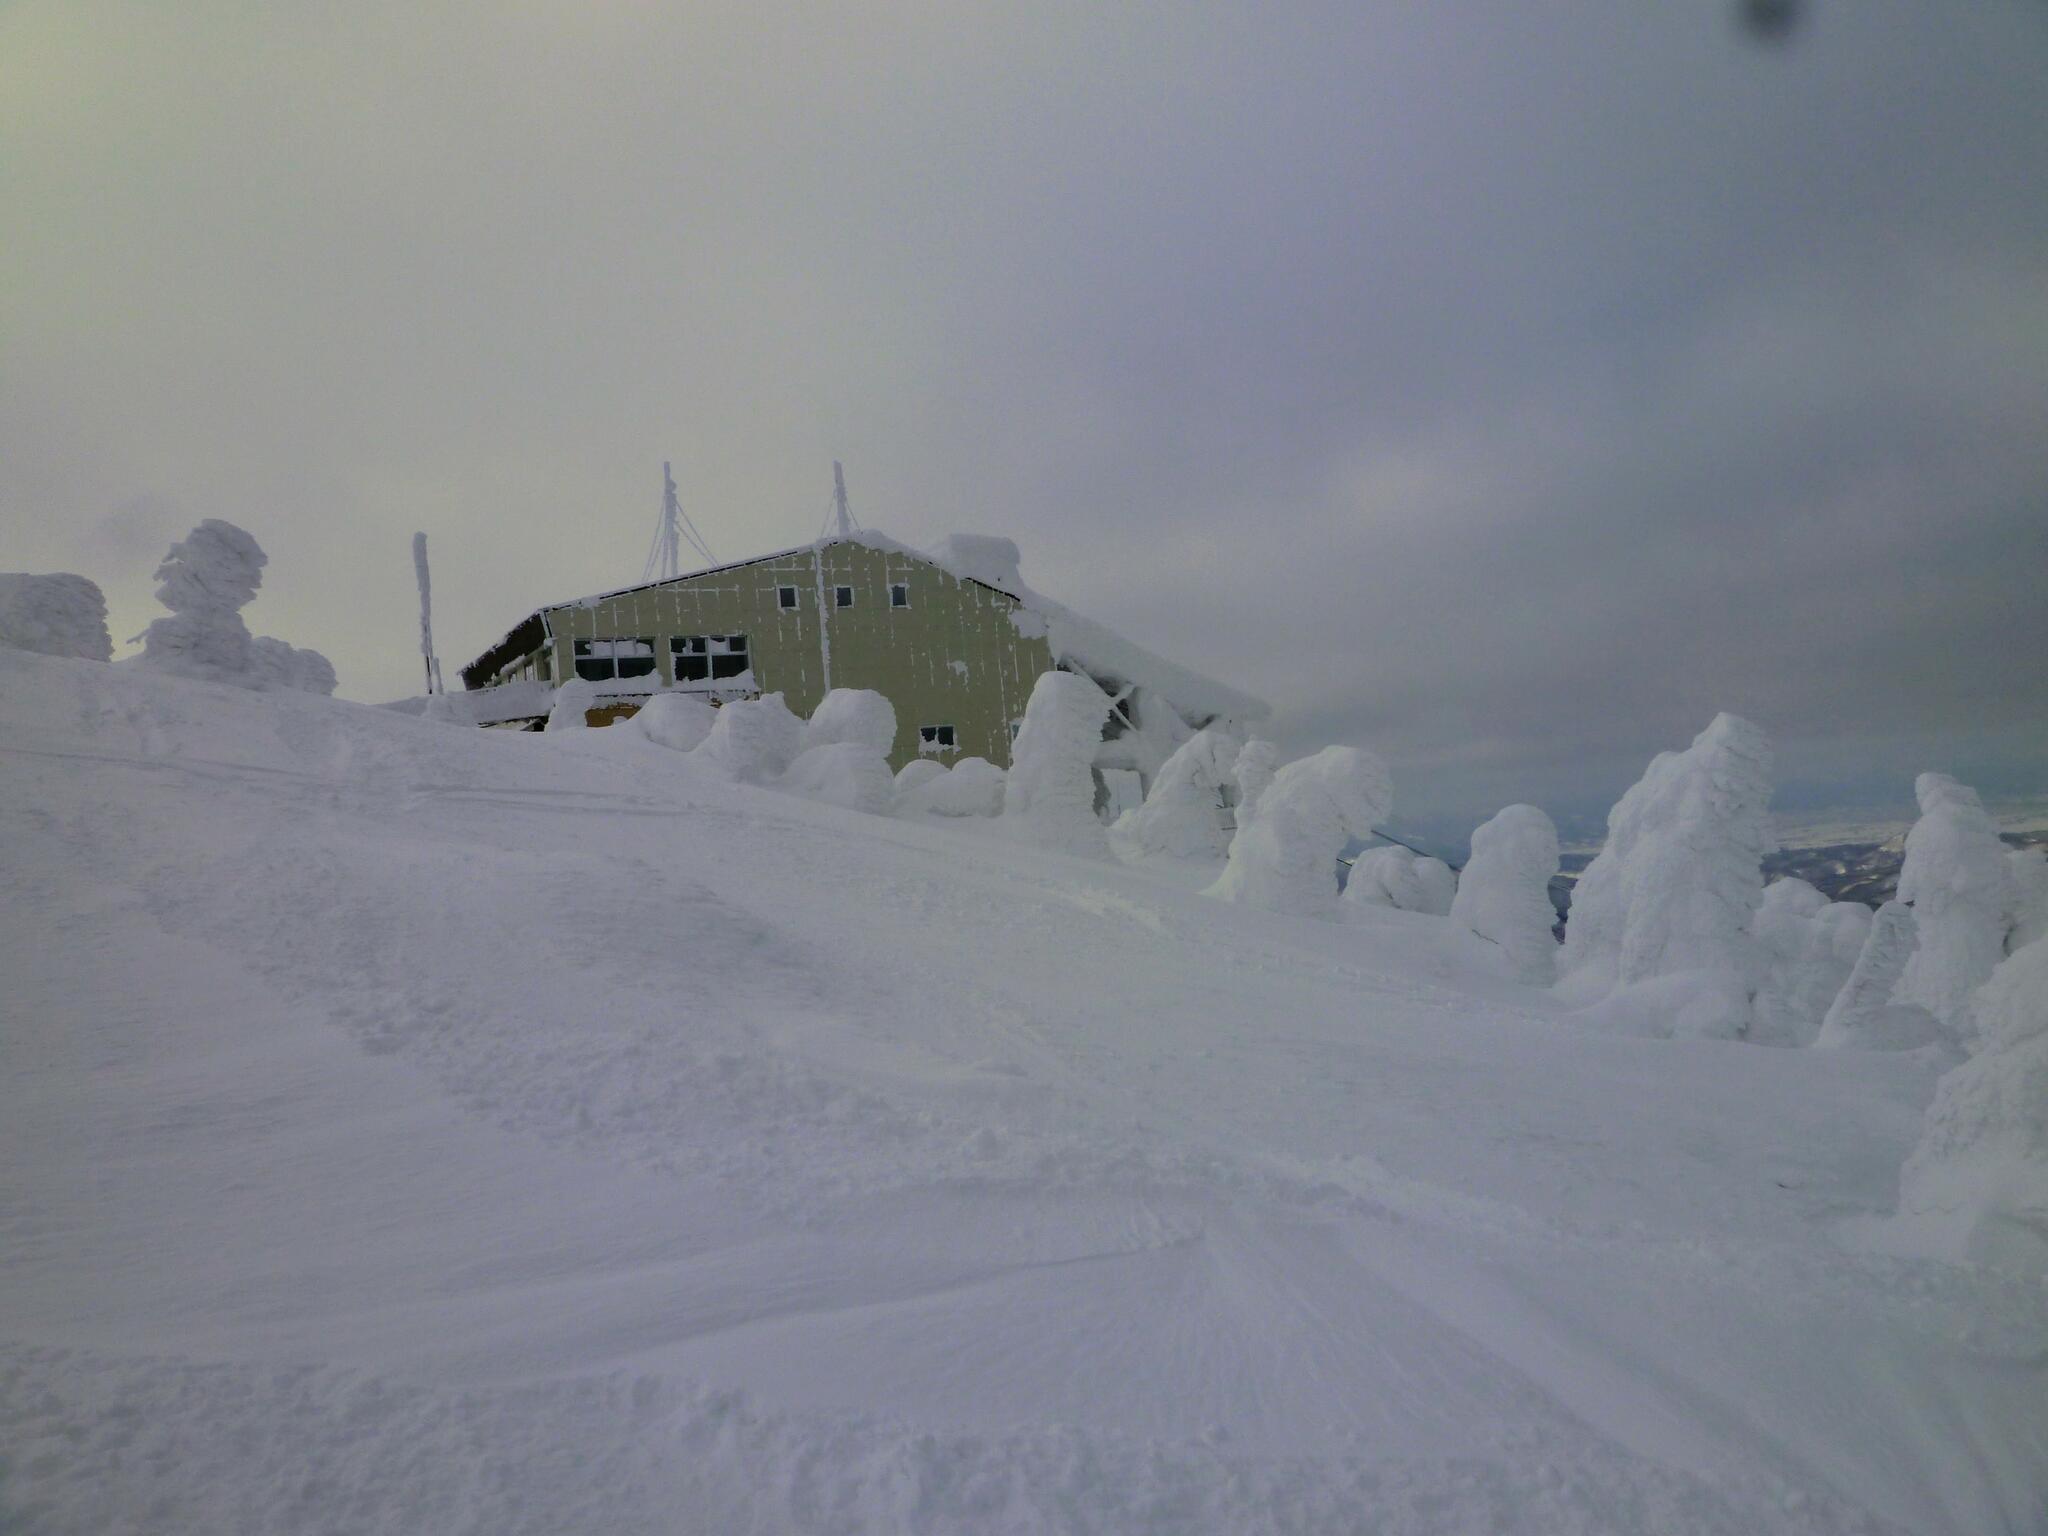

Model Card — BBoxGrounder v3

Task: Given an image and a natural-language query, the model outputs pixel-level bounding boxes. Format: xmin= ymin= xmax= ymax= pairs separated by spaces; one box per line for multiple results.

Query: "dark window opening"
xmin=573 ymin=637 xmax=656 ymax=682
xmin=834 ymin=585 xmax=855 ymax=608
xmin=777 ymin=585 xmax=799 ymax=610
xmin=889 ymin=583 xmax=910 ymax=609
xmin=671 ymin=634 xmax=749 ymax=682
xmin=919 ymin=724 xmax=957 ymax=751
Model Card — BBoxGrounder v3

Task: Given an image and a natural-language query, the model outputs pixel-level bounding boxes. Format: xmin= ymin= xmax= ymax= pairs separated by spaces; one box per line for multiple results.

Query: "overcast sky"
xmin=5 ymin=1 xmax=2045 ymax=841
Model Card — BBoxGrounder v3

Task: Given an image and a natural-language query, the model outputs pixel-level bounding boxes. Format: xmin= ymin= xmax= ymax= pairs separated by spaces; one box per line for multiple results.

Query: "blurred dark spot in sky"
xmin=1739 ymin=0 xmax=1801 ymax=43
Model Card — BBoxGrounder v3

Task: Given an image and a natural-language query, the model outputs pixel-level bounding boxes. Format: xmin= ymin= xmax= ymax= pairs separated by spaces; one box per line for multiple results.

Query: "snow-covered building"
xmin=457 ymin=531 xmax=1266 ymax=789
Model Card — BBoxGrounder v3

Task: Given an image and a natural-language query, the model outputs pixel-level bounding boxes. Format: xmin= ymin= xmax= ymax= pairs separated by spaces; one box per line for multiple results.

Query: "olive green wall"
xmin=540 ymin=541 xmax=1055 ymax=770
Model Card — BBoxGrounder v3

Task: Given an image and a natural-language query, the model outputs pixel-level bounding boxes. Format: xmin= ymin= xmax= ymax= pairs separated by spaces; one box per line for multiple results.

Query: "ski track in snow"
xmin=2 ymin=651 xmax=2045 ymax=1535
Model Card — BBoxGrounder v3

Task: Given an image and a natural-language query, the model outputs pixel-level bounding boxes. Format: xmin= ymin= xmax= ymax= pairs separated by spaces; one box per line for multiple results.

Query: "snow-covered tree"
xmin=1449 ymin=804 xmax=1560 ymax=983
xmin=1555 ymin=713 xmax=1774 ymax=1038
xmin=804 ymin=689 xmax=897 ymax=755
xmin=0 ymin=573 xmax=112 ymax=662
xmin=1895 ymin=933 xmax=2048 ymax=1275
xmin=1894 ymin=773 xmax=2014 ymax=1047
xmin=901 ymin=757 xmax=1006 ymax=817
xmin=636 ymin=692 xmax=716 ymax=752
xmin=1231 ymin=740 xmax=1280 ymax=824
xmin=893 ymin=758 xmax=948 ymax=799
xmin=2009 ymin=846 xmax=2048 ymax=956
xmin=691 ymin=693 xmax=802 ymax=782
xmin=1209 ymin=745 xmax=1392 ymax=919
xmin=249 ymin=635 xmax=338 ymax=696
xmin=546 ymin=677 xmax=600 ymax=730
xmin=1109 ymin=723 xmax=1244 ymax=860
xmin=1003 ymin=670 xmax=1114 ymax=857
xmin=1812 ymin=901 xmax=1943 ymax=1051
xmin=135 ymin=520 xmax=267 ymax=684
xmin=1748 ymin=878 xmax=1872 ymax=1047
xmin=1344 ymin=845 xmax=1456 ymax=916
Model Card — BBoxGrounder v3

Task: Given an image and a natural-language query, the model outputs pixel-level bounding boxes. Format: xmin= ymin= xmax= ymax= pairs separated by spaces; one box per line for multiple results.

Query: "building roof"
xmin=459 ymin=531 xmax=1269 ymax=724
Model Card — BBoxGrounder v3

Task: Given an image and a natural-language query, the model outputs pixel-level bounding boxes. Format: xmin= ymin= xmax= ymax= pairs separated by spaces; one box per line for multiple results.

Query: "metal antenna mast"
xmin=830 ymin=460 xmax=860 ymax=538
xmin=644 ymin=461 xmax=716 ymax=582
xmin=412 ymin=532 xmax=443 ymax=695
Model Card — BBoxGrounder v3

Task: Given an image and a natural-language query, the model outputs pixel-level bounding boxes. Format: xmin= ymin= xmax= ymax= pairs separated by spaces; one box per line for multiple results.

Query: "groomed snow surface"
xmin=3 ymin=653 xmax=2046 ymax=1535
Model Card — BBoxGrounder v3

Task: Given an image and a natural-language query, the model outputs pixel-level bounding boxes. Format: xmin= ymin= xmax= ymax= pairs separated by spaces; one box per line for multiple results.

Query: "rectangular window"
xmin=834 ymin=585 xmax=855 ymax=608
xmin=918 ymin=724 xmax=957 ymax=753
xmin=777 ymin=585 xmax=799 ymax=610
xmin=889 ymin=582 xmax=910 ymax=609
xmin=670 ymin=633 xmax=749 ymax=682
xmin=573 ymin=637 xmax=656 ymax=682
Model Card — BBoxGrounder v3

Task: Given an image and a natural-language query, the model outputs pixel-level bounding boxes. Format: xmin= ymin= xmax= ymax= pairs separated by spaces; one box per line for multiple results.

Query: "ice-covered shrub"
xmin=1344 ymin=845 xmax=1456 ymax=916
xmin=780 ymin=742 xmax=896 ymax=815
xmin=1209 ymin=745 xmax=1393 ymax=919
xmin=0 ymin=572 xmax=112 ymax=662
xmin=1232 ymin=740 xmax=1280 ymax=824
xmin=893 ymin=758 xmax=948 ymax=798
xmin=249 ymin=635 xmax=338 ymax=696
xmin=902 ymin=757 xmax=1005 ymax=817
xmin=1748 ymin=878 xmax=1871 ymax=1046
xmin=1003 ymin=670 xmax=1114 ymax=857
xmin=804 ymin=689 xmax=897 ymax=756
xmin=134 ymin=520 xmax=267 ymax=684
xmin=1555 ymin=713 xmax=1773 ymax=1038
xmin=1812 ymin=902 xmax=1943 ymax=1051
xmin=1894 ymin=773 xmax=2014 ymax=1046
xmin=1449 ymin=804 xmax=1560 ymax=983
xmin=1109 ymin=723 xmax=1244 ymax=860
xmin=690 ymin=693 xmax=802 ymax=783
xmin=546 ymin=678 xmax=601 ymax=730
xmin=2009 ymin=846 xmax=2048 ymax=955
xmin=1896 ymin=934 xmax=2048 ymax=1275
xmin=635 ymin=692 xmax=716 ymax=752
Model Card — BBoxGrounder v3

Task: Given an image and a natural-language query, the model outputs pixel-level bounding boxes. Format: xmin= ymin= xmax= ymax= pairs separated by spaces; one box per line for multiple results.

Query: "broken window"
xmin=671 ymin=634 xmax=749 ymax=682
xmin=834 ymin=585 xmax=855 ymax=608
xmin=889 ymin=582 xmax=910 ymax=609
xmin=918 ymin=724 xmax=957 ymax=753
xmin=573 ymin=637 xmax=656 ymax=682
xmin=777 ymin=585 xmax=799 ymax=610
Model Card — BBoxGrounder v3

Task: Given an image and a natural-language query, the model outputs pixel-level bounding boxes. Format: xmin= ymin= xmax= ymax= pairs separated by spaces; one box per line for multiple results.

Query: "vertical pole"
xmin=833 ymin=461 xmax=852 ymax=539
xmin=412 ymin=532 xmax=440 ymax=694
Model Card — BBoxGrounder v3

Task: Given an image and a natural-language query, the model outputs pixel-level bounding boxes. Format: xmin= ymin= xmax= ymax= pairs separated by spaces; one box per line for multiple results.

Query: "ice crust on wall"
xmin=1109 ymin=723 xmax=1244 ymax=860
xmin=134 ymin=520 xmax=269 ymax=686
xmin=2009 ymin=846 xmax=2048 ymax=955
xmin=1003 ymin=670 xmax=1114 ymax=858
xmin=1813 ymin=901 xmax=1943 ymax=1051
xmin=1210 ymin=746 xmax=1393 ymax=920
xmin=1449 ymin=805 xmax=1561 ymax=984
xmin=1894 ymin=773 xmax=2014 ymax=1046
xmin=1556 ymin=713 xmax=1773 ymax=1038
xmin=0 ymin=573 xmax=112 ymax=662
xmin=780 ymin=743 xmax=897 ymax=816
xmin=1749 ymin=879 xmax=1872 ymax=1047
xmin=249 ymin=635 xmax=338 ymax=696
xmin=635 ymin=692 xmax=717 ymax=752
xmin=546 ymin=678 xmax=600 ymax=730
xmin=804 ymin=689 xmax=897 ymax=756
xmin=1344 ymin=846 xmax=1457 ymax=917
xmin=900 ymin=756 xmax=1006 ymax=817
xmin=692 ymin=693 xmax=802 ymax=783
xmin=1897 ymin=933 xmax=2048 ymax=1275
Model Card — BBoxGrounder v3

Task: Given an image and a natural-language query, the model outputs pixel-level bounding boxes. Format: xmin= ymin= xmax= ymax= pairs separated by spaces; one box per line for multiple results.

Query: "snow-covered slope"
xmin=2 ymin=650 xmax=2042 ymax=1535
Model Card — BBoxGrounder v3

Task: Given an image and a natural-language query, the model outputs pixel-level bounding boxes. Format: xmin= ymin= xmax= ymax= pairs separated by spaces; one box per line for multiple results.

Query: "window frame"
xmin=777 ymin=585 xmax=799 ymax=610
xmin=889 ymin=582 xmax=910 ymax=609
xmin=572 ymin=636 xmax=657 ymax=683
xmin=669 ymin=633 xmax=750 ymax=683
xmin=834 ymin=584 xmax=855 ymax=609
xmin=918 ymin=723 xmax=958 ymax=754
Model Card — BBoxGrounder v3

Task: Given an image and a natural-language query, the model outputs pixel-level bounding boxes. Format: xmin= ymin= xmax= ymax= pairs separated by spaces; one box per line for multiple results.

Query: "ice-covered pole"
xmin=412 ymin=532 xmax=443 ymax=694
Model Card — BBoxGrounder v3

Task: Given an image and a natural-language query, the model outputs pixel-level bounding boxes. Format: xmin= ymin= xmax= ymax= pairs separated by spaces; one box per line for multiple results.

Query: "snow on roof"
xmin=462 ymin=530 xmax=1268 ymax=725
